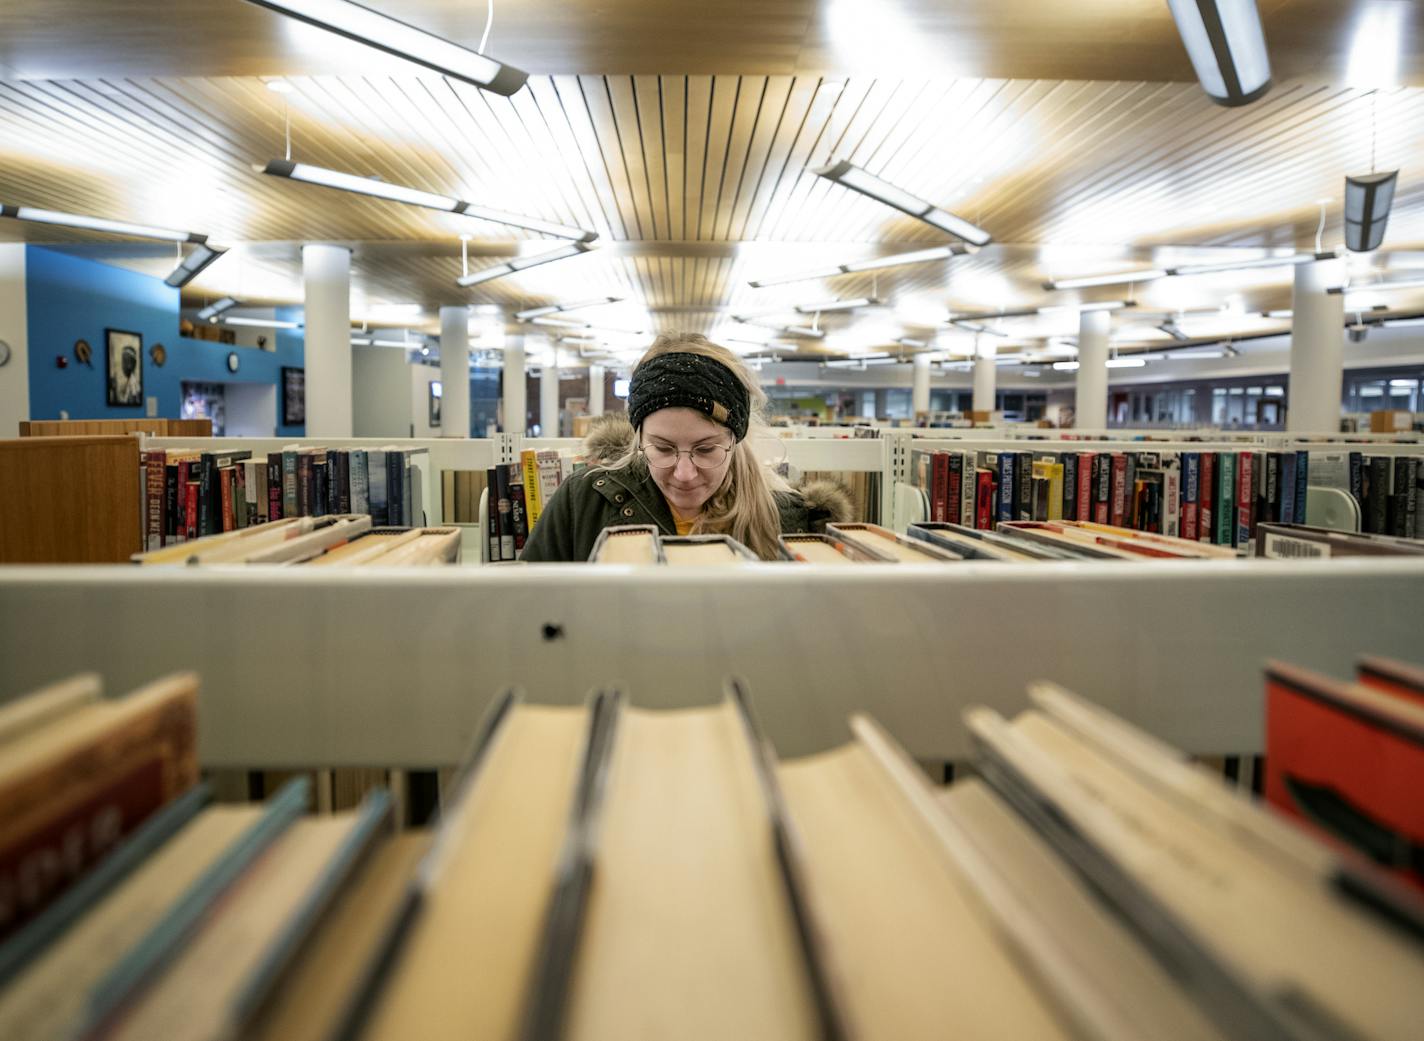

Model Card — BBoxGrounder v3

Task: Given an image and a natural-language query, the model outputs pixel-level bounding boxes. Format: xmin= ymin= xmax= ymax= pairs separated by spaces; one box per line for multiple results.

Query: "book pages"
xmin=358 ymin=705 xmax=586 ymax=1041
xmin=592 ymin=530 xmax=659 ymax=564
xmin=304 ymin=531 xmax=418 ymax=566
xmin=778 ymin=741 xmax=1073 ymax=1041
xmin=564 ymin=703 xmax=819 ymax=1041
xmin=661 ymin=540 xmax=744 ymax=566
xmin=1009 ymin=710 xmax=1424 ymax=1041
xmin=246 ymin=833 xmax=431 ymax=1041
xmin=0 ymin=673 xmax=100 ymax=746
xmin=0 ymin=806 xmax=262 ymax=1041
xmin=107 ymin=814 xmax=367 ymax=1041
xmin=784 ymin=539 xmax=857 ymax=564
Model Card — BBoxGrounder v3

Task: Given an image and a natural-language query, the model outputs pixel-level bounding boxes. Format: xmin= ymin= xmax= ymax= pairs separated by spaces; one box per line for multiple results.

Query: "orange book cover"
xmin=1264 ymin=661 xmax=1424 ymax=890
xmin=0 ymin=674 xmax=199 ymax=939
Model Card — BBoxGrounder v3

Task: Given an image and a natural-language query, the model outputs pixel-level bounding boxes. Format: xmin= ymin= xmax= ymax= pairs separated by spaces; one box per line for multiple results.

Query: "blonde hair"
xmin=615 ymin=333 xmax=789 ymax=560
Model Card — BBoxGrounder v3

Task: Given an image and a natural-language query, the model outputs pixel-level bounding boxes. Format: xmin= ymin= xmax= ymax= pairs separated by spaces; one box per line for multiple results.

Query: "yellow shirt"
xmin=672 ymin=510 xmax=696 ymax=536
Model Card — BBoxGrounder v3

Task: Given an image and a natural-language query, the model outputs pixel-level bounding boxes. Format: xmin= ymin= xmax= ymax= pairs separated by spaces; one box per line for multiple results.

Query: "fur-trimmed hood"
xmin=580 ymin=413 xmax=855 ymax=526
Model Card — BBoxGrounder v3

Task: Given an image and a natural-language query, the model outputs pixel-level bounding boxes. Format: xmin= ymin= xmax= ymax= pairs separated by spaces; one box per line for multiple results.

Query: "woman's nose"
xmin=673 ymin=454 xmax=699 ymax=480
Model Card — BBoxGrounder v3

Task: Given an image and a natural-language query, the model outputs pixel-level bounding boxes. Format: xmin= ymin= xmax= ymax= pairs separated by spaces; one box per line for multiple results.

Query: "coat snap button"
xmin=595 ymin=478 xmax=606 ymax=487
xmin=622 ymin=506 xmax=635 ymax=517
xmin=614 ymin=493 xmax=626 ymax=503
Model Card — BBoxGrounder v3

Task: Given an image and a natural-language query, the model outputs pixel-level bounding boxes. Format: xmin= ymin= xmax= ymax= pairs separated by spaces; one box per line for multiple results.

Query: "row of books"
xmin=5 ymin=667 xmax=1419 ymax=1040
xmin=139 ymin=446 xmax=429 ymax=550
xmin=486 ymin=449 xmax=578 ymax=562
xmin=132 ymin=515 xmax=462 ymax=565
xmin=909 ymin=446 xmax=1424 ymax=545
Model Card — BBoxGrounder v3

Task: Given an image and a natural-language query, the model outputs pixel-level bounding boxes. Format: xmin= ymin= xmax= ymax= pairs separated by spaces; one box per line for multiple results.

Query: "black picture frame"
xmin=105 ymin=328 xmax=144 ymax=407
xmin=282 ymin=366 xmax=305 ymax=426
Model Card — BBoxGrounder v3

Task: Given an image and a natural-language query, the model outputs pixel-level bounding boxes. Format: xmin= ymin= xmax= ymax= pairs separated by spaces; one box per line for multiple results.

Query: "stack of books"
xmin=132 ymin=516 xmax=463 ymax=565
xmin=589 ymin=525 xmax=759 ymax=565
xmin=487 ymin=449 xmax=578 ymax=562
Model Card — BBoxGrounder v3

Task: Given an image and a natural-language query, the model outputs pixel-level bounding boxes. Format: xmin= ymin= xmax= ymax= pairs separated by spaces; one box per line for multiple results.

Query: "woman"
xmin=520 ymin=333 xmax=851 ymax=562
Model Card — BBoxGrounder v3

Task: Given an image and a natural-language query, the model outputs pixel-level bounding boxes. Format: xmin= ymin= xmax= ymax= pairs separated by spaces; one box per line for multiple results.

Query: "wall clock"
xmin=226 ymin=351 xmax=240 ymax=373
xmin=0 ymin=339 xmax=10 ymax=367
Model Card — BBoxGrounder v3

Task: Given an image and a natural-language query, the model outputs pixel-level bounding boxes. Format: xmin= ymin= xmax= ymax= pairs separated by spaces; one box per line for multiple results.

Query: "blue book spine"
xmin=1280 ymin=452 xmax=1296 ymax=527
xmin=997 ymin=453 xmax=1014 ymax=523
xmin=1294 ymin=450 xmax=1309 ymax=524
xmin=368 ymin=451 xmax=388 ymax=525
xmin=386 ymin=451 xmax=404 ymax=527
xmin=350 ymin=450 xmax=369 ymax=516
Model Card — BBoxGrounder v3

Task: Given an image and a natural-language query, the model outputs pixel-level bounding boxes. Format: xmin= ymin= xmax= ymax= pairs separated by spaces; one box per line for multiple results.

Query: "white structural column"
xmin=438 ymin=306 xmax=470 ymax=438
xmin=302 ymin=244 xmax=352 ymax=436
xmin=1075 ymin=309 xmax=1111 ymax=429
xmin=541 ymin=354 xmax=561 ymax=437
xmin=0 ymin=244 xmax=29 ymax=436
xmin=1288 ymin=257 xmax=1346 ymax=433
xmin=502 ymin=339 xmax=526 ymax=434
xmin=588 ymin=364 xmax=605 ymax=417
xmin=912 ymin=353 xmax=932 ymax=417
xmin=973 ymin=354 xmax=996 ymax=414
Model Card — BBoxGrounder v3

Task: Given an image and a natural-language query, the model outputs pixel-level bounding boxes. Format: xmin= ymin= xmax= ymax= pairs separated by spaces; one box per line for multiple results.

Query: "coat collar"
xmin=589 ymin=465 xmax=679 ymax=534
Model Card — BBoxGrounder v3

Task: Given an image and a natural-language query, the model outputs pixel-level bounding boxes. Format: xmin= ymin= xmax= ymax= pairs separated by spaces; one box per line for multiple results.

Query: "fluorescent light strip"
xmin=948 ymin=301 xmax=1131 ymax=325
xmin=514 ymin=296 xmax=622 ymax=321
xmin=241 ymin=0 xmax=527 ymax=94
xmin=1045 ymin=269 xmax=1167 ymax=291
xmin=224 ymin=316 xmax=302 ymax=329
xmin=813 ymin=160 xmax=992 ymax=246
xmin=263 ymin=160 xmax=596 ymax=241
xmin=456 ymin=242 xmax=593 ymax=287
xmin=1052 ymin=362 xmax=1079 ymax=371
xmin=748 ymin=244 xmax=970 ymax=288
xmin=197 ymin=297 xmax=240 ymax=323
xmin=1106 ymin=357 xmax=1147 ymax=368
xmin=782 ymin=325 xmax=826 ymax=339
xmin=1332 ymin=276 xmax=1424 ymax=295
xmin=0 ymin=204 xmax=205 ymax=244
xmin=164 ymin=243 xmax=228 ymax=288
xmin=530 ymin=316 xmax=590 ymax=330
xmin=1047 ymin=253 xmax=1336 ymax=291
xmin=794 ymin=297 xmax=877 ymax=314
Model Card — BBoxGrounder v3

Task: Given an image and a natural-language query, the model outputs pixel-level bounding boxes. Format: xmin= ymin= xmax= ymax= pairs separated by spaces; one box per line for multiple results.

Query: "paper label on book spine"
xmin=1262 ymin=532 xmax=1331 ymax=560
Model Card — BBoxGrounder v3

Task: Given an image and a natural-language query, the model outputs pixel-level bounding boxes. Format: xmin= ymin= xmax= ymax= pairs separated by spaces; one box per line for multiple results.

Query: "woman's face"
xmin=640 ymin=407 xmax=734 ymax=516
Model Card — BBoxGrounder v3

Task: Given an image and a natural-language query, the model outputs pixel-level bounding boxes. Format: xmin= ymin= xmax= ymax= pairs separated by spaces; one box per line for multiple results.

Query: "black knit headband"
xmin=626 ymin=352 xmax=751 ymax=442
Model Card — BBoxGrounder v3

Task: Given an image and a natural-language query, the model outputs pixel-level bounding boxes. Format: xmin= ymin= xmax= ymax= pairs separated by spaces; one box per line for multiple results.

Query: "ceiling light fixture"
xmin=748 ymin=244 xmax=971 ymax=288
xmin=164 ymin=243 xmax=229 ymax=288
xmin=812 ymin=160 xmax=992 ymax=245
xmin=197 ymin=297 xmax=240 ymax=323
xmin=1106 ymin=357 xmax=1148 ymax=368
xmin=1045 ymin=268 xmax=1167 ymax=291
xmin=456 ymin=242 xmax=593 ymax=287
xmin=0 ymin=204 xmax=211 ymax=244
xmin=1045 ymin=253 xmax=1335 ymax=290
xmin=1330 ymin=276 xmax=1424 ymax=295
xmin=1052 ymin=361 xmax=1080 ymax=372
xmin=1157 ymin=321 xmax=1191 ymax=342
xmin=262 ymin=160 xmax=596 ymax=241
xmin=514 ymin=296 xmax=622 ymax=321
xmin=782 ymin=324 xmax=826 ymax=339
xmin=949 ymin=301 xmax=1132 ymax=324
xmin=224 ymin=315 xmax=303 ymax=329
xmin=240 ymin=0 xmax=527 ymax=95
xmin=1345 ymin=172 xmax=1399 ymax=253
xmin=529 ymin=316 xmax=590 ymax=330
xmin=794 ymin=297 xmax=878 ymax=314
xmin=1165 ymin=0 xmax=1272 ymax=107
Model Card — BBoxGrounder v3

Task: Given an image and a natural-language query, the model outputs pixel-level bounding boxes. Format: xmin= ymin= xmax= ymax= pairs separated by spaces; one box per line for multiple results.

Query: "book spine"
xmin=1279 ymin=452 xmax=1295 ymax=526
xmin=1062 ymin=450 xmax=1077 ymax=521
xmin=267 ymin=457 xmax=283 ymax=521
xmin=1294 ymin=450 xmax=1309 ymax=524
xmin=946 ymin=454 xmax=962 ymax=525
xmin=351 ymin=451 xmax=369 ymax=516
xmin=1366 ymin=456 xmax=1390 ymax=534
xmin=975 ymin=470 xmax=993 ymax=530
xmin=282 ymin=450 xmax=299 ymax=519
xmin=164 ymin=464 xmax=180 ymax=544
xmin=959 ymin=453 xmax=974 ymax=527
xmin=1047 ymin=461 xmax=1064 ymax=521
xmin=1349 ymin=451 xmax=1363 ymax=514
xmin=385 ymin=451 xmax=403 ymax=527
xmin=220 ymin=468 xmax=235 ymax=532
xmin=142 ymin=450 xmax=166 ymax=551
xmin=507 ymin=464 xmax=529 ymax=553
xmin=495 ymin=465 xmax=514 ymax=559
xmin=336 ymin=450 xmax=351 ymax=514
xmin=1014 ymin=452 xmax=1030 ymax=521
xmin=402 ymin=453 xmax=413 ymax=525
xmin=1216 ymin=453 xmax=1234 ymax=546
xmin=234 ymin=461 xmax=249 ymax=528
xmin=1122 ymin=453 xmax=1138 ymax=528
xmin=198 ymin=455 xmax=216 ymax=536
xmin=1237 ymin=451 xmax=1254 ymax=547
xmin=997 ymin=452 xmax=1014 ymax=524
xmin=368 ymin=452 xmax=387 ymax=525
xmin=1199 ymin=451 xmax=1214 ymax=543
xmin=1108 ymin=454 xmax=1126 ymax=526
xmin=522 ymin=450 xmax=543 ymax=527
xmin=1390 ymin=455 xmax=1409 ymax=537
xmin=1265 ymin=452 xmax=1280 ymax=524
xmin=183 ymin=483 xmax=198 ymax=541
xmin=314 ymin=455 xmax=329 ymax=517
xmin=297 ymin=453 xmax=313 ymax=517
xmin=932 ymin=452 xmax=949 ymax=523
xmin=1163 ymin=456 xmax=1180 ymax=538
xmin=1077 ymin=453 xmax=1093 ymax=522
xmin=1410 ymin=456 xmax=1422 ymax=539
xmin=486 ymin=466 xmax=502 ymax=561
xmin=1182 ymin=453 xmax=1199 ymax=541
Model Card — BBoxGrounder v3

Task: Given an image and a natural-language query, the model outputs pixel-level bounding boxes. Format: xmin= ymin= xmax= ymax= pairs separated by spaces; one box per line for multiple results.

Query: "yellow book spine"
xmin=1048 ymin=464 xmax=1064 ymax=520
xmin=522 ymin=450 xmax=543 ymax=527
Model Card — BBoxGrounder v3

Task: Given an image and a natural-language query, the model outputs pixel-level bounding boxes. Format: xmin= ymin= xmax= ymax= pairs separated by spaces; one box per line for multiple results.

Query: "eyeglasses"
xmin=639 ymin=441 xmax=733 ymax=470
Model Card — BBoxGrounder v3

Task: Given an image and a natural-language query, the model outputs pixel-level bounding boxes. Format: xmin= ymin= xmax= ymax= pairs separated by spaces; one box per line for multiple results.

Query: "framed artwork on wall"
xmin=106 ymin=328 xmax=144 ymax=407
xmin=429 ymin=380 xmax=442 ymax=428
xmin=282 ymin=366 xmax=305 ymax=426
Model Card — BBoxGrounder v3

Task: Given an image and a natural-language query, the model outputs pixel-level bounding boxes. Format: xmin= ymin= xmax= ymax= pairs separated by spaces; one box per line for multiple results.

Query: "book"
xmin=0 ymin=673 xmax=199 ymax=941
xmin=494 ymin=465 xmax=514 ymax=560
xmin=661 ymin=535 xmax=757 ymax=565
xmin=385 ymin=451 xmax=404 ymax=528
xmin=975 ymin=468 xmax=994 ymax=529
xmin=1160 ymin=452 xmax=1180 ymax=537
xmin=827 ymin=523 xmax=962 ymax=563
xmin=1216 ymin=452 xmax=1235 ymax=546
xmin=368 ymin=450 xmax=388 ymax=526
xmin=199 ymin=450 xmax=251 ymax=537
xmin=779 ymin=534 xmax=861 ymax=564
xmin=506 ymin=463 xmax=528 ymax=553
xmin=142 ymin=449 xmax=167 ymax=551
xmin=1198 ymin=451 xmax=1215 ymax=545
xmin=281 ymin=447 xmax=299 ymax=520
xmin=1237 ymin=450 xmax=1254 ymax=548
xmin=1181 ymin=453 xmax=1199 ymax=542
xmin=485 ymin=467 xmax=501 ymax=561
xmin=350 ymin=450 xmax=370 ymax=517
xmin=1061 ymin=449 xmax=1077 ymax=522
xmin=931 ymin=451 xmax=950 ymax=523
xmin=997 ymin=451 xmax=1015 ymax=524
xmin=219 ymin=465 xmax=236 ymax=532
xmin=947 ymin=453 xmax=964 ymax=525
xmin=1108 ymin=453 xmax=1127 ymax=528
xmin=521 ymin=450 xmax=545 ymax=528
xmin=296 ymin=451 xmax=314 ymax=517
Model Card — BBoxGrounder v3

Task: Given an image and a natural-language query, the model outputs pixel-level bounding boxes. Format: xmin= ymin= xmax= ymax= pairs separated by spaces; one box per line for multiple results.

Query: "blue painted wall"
xmin=25 ymin=246 xmax=305 ymax=436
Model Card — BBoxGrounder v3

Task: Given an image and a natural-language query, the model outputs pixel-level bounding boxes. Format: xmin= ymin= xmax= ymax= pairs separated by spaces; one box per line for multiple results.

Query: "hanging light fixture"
xmin=812 ymin=160 xmax=992 ymax=245
xmin=748 ymin=244 xmax=970 ymax=288
xmin=164 ymin=243 xmax=229 ymax=288
xmin=1165 ymin=0 xmax=1272 ymax=107
xmin=456 ymin=242 xmax=593 ymax=287
xmin=240 ymin=0 xmax=527 ymax=95
xmin=1344 ymin=95 xmax=1399 ymax=253
xmin=197 ymin=297 xmax=240 ymax=323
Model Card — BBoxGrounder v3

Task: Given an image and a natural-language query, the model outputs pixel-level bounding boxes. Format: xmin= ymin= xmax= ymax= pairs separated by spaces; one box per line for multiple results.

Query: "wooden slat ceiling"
xmin=1 ymin=1 xmax=1422 ymax=358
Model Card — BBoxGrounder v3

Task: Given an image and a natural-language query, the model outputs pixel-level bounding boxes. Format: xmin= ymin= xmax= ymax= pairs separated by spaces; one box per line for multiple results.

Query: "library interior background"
xmin=1 ymin=2 xmax=1423 ymax=1039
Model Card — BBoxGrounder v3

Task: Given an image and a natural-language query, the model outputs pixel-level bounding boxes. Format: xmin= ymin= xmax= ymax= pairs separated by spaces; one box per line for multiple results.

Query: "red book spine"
xmin=946 ymin=455 xmax=962 ymax=525
xmin=1237 ymin=452 xmax=1254 ymax=547
xmin=1109 ymin=453 xmax=1127 ymax=527
xmin=1076 ymin=453 xmax=1093 ymax=521
xmin=1199 ymin=452 xmax=1215 ymax=543
xmin=143 ymin=450 xmax=166 ymax=551
xmin=184 ymin=482 xmax=198 ymax=540
xmin=931 ymin=452 xmax=949 ymax=523
xmin=975 ymin=471 xmax=994 ymax=530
